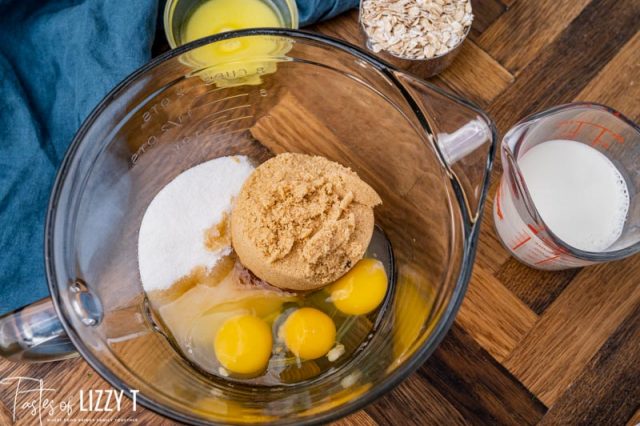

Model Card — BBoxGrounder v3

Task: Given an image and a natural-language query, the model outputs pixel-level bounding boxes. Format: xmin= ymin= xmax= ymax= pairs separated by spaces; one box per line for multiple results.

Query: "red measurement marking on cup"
xmin=591 ymin=127 xmax=624 ymax=148
xmin=556 ymin=120 xmax=624 ymax=148
xmin=557 ymin=120 xmax=585 ymax=139
xmin=511 ymin=233 xmax=531 ymax=250
xmin=534 ymin=254 xmax=560 ymax=265
xmin=536 ymin=234 xmax=569 ymax=256
xmin=495 ymin=183 xmax=504 ymax=220
xmin=527 ymin=224 xmax=543 ymax=235
xmin=511 ymin=224 xmax=544 ymax=250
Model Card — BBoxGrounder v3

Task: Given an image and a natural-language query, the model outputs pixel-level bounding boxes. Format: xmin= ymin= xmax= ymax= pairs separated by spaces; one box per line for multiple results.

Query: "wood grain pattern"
xmin=495 ymin=258 xmax=579 ymax=315
xmin=1 ymin=1 xmax=640 ymax=425
xmin=627 ymin=409 xmax=640 ymax=426
xmin=576 ymin=30 xmax=640 ymax=122
xmin=538 ymin=303 xmax=640 ymax=425
xmin=504 ymin=257 xmax=640 ymax=405
xmin=0 ymin=399 xmax=12 ymax=425
xmin=430 ymin=40 xmax=514 ymax=108
xmin=477 ymin=0 xmax=592 ymax=74
xmin=473 ymin=181 xmax=512 ymax=273
xmin=332 ymin=410 xmax=377 ymax=426
xmin=366 ymin=373 xmax=469 ymax=425
xmin=468 ymin=0 xmax=507 ymax=40
xmin=455 ymin=266 xmax=537 ymax=361
xmin=487 ymin=0 xmax=640 ymax=133
xmin=415 ymin=325 xmax=546 ymax=425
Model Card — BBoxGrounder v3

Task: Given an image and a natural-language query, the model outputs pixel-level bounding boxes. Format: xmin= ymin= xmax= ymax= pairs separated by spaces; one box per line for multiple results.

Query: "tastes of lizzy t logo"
xmin=0 ymin=376 xmax=139 ymax=425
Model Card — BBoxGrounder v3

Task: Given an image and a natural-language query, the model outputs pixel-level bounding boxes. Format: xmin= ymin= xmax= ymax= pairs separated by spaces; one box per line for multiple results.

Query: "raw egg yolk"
xmin=214 ymin=314 xmax=272 ymax=375
xmin=282 ymin=308 xmax=336 ymax=360
xmin=329 ymin=258 xmax=388 ymax=315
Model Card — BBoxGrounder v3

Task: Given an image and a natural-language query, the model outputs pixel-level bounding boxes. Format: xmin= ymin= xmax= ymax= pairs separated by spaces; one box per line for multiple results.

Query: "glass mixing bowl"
xmin=0 ymin=29 xmax=495 ymax=424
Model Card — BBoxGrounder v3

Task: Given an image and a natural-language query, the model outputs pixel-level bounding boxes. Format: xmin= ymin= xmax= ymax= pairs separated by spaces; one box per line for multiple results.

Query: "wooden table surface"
xmin=2 ymin=1 xmax=640 ymax=425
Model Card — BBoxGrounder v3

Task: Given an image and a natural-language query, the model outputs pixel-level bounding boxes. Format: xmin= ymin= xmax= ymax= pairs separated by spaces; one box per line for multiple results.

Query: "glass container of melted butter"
xmin=164 ymin=0 xmax=298 ymax=88
xmin=164 ymin=0 xmax=299 ymax=49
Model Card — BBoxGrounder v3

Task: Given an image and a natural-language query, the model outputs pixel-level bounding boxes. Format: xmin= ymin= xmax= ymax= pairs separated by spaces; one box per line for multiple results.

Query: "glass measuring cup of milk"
xmin=0 ymin=30 xmax=495 ymax=425
xmin=494 ymin=103 xmax=640 ymax=270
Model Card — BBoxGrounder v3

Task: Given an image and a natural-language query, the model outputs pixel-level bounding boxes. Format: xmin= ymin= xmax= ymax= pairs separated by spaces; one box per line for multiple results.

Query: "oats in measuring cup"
xmin=360 ymin=0 xmax=473 ymax=60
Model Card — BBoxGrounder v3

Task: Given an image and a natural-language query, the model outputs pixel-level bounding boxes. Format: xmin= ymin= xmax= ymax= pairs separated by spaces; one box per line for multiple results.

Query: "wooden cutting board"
xmin=1 ymin=1 xmax=639 ymax=424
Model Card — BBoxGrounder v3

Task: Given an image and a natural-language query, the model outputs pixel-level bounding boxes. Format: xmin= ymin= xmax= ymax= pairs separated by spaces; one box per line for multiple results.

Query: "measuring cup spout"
xmin=394 ymin=71 xmax=497 ymax=224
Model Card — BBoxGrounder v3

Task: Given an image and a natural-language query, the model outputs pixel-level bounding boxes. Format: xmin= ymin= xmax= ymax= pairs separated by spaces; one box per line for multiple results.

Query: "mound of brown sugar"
xmin=231 ymin=153 xmax=382 ymax=291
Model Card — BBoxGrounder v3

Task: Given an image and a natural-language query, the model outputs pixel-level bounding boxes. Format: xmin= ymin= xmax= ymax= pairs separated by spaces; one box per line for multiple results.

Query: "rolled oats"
xmin=360 ymin=0 xmax=473 ymax=60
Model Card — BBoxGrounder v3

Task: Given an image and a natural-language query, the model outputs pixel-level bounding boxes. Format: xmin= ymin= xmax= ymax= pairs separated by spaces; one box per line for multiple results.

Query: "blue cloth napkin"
xmin=0 ymin=0 xmax=159 ymax=315
xmin=298 ymin=0 xmax=358 ymax=25
xmin=0 ymin=0 xmax=358 ymax=315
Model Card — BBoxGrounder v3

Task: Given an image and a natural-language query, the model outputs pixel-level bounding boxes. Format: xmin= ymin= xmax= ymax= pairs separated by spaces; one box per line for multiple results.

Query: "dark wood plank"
xmin=504 ymin=256 xmax=640 ymax=405
xmin=418 ymin=325 xmax=547 ymax=425
xmin=576 ymin=30 xmax=640 ymax=122
xmin=468 ymin=0 xmax=508 ymax=40
xmin=477 ymin=0 xmax=592 ymax=74
xmin=539 ymin=303 xmax=640 ymax=425
xmin=366 ymin=373 xmax=469 ymax=425
xmin=429 ymin=40 xmax=514 ymax=109
xmin=495 ymin=259 xmax=579 ymax=315
xmin=487 ymin=0 xmax=640 ymax=134
xmin=366 ymin=323 xmax=547 ymax=425
xmin=627 ymin=408 xmax=640 ymax=426
xmin=332 ymin=411 xmax=378 ymax=426
xmin=455 ymin=266 xmax=538 ymax=361
xmin=0 ymin=399 xmax=11 ymax=426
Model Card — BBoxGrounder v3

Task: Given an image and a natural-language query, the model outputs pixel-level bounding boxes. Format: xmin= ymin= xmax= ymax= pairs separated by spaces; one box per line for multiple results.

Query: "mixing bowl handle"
xmin=393 ymin=71 xmax=496 ymax=224
xmin=0 ymin=298 xmax=77 ymax=362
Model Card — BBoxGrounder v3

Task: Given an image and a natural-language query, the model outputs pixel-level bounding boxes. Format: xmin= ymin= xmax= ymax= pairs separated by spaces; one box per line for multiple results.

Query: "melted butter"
xmin=179 ymin=0 xmax=291 ymax=87
xmin=147 ymin=255 xmax=235 ymax=306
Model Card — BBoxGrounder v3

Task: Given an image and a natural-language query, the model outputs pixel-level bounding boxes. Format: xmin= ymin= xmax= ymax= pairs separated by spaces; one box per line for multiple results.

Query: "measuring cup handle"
xmin=0 ymin=298 xmax=77 ymax=362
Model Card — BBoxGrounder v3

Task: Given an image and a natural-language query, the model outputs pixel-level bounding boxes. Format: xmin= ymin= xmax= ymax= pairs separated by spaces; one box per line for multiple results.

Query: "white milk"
xmin=518 ymin=139 xmax=629 ymax=252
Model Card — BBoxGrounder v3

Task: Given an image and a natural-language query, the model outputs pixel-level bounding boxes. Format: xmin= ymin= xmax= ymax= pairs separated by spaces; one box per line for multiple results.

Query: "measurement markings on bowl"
xmin=200 ymin=67 xmax=250 ymax=84
xmin=200 ymin=104 xmax=252 ymax=121
xmin=130 ymin=88 xmax=197 ymax=165
xmin=140 ymin=87 xmax=193 ymax=124
xmin=171 ymin=127 xmax=252 ymax=153
xmin=200 ymin=127 xmax=251 ymax=142
xmin=130 ymin=88 xmax=267 ymax=165
xmin=206 ymin=114 xmax=254 ymax=127
xmin=198 ymin=65 xmax=272 ymax=86
xmin=195 ymin=93 xmax=250 ymax=109
xmin=131 ymin=108 xmax=193 ymax=165
xmin=170 ymin=130 xmax=204 ymax=153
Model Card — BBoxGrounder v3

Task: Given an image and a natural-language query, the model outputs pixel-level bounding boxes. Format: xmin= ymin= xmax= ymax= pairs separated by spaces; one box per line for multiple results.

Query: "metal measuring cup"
xmin=359 ymin=0 xmax=472 ymax=77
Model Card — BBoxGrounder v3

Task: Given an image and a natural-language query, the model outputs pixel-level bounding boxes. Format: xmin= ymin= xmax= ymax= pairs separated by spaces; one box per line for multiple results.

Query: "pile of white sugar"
xmin=138 ymin=156 xmax=255 ymax=292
